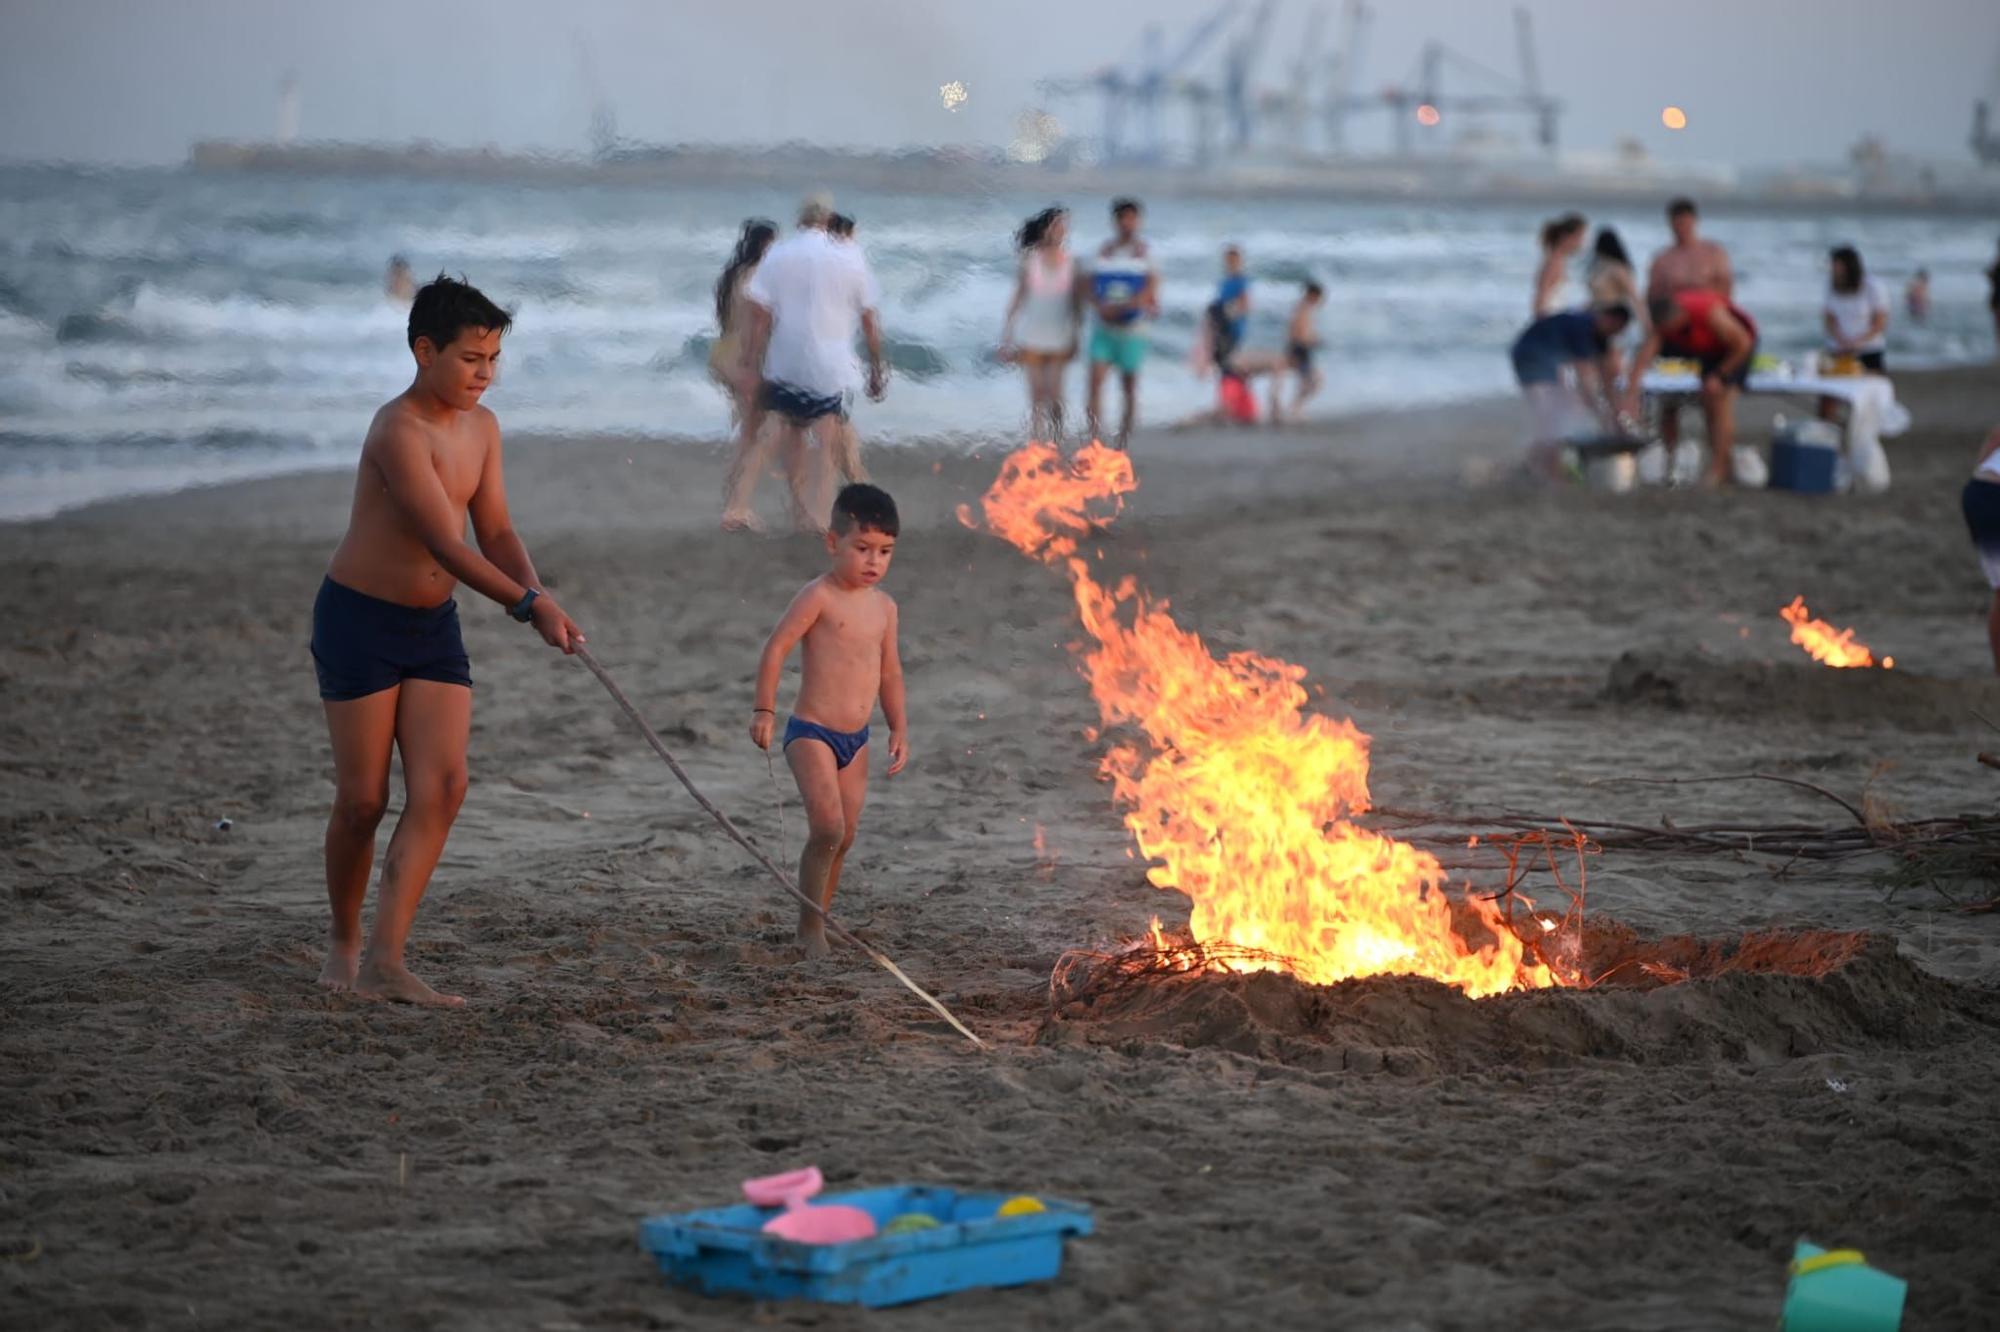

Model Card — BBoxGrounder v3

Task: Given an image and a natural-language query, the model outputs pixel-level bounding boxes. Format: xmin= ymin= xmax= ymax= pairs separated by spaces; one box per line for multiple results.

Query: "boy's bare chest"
xmin=807 ymin=603 xmax=884 ymax=657
xmin=425 ymin=434 xmax=485 ymax=505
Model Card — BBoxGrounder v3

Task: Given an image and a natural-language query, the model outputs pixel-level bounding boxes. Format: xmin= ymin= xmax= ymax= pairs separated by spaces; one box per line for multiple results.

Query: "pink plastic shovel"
xmin=743 ymin=1166 xmax=878 ymax=1244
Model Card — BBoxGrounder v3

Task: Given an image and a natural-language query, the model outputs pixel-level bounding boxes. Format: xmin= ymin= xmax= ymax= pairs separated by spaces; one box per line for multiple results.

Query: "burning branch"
xmin=1780 ymin=596 xmax=1891 ymax=669
xmin=966 ymin=443 xmax=1556 ymax=999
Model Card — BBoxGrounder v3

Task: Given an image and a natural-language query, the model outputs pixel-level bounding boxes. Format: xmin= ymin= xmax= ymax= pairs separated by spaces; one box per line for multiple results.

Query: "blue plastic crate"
xmin=638 ymin=1183 xmax=1093 ymax=1308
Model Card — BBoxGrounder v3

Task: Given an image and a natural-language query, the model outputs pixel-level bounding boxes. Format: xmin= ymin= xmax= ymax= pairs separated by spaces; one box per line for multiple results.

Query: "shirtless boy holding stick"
xmin=750 ymin=484 xmax=909 ymax=957
xmin=312 ymin=275 xmax=583 ymax=1006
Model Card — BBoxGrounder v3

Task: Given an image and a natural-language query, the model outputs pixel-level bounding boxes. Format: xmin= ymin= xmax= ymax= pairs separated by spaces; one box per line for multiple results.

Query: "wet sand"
xmin=4 ymin=367 xmax=2000 ymax=1328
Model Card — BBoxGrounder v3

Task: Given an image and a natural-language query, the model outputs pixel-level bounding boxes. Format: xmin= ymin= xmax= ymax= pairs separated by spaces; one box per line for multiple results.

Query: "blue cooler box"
xmin=1769 ymin=438 xmax=1838 ymax=493
xmin=1768 ymin=419 xmax=1841 ymax=494
xmin=639 ymin=1184 xmax=1093 ymax=1308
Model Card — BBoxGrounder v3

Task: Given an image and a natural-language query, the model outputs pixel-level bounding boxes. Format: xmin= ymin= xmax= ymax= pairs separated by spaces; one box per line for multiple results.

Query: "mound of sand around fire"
xmin=1602 ymin=652 xmax=2000 ymax=732
xmin=1040 ymin=930 xmax=2000 ymax=1075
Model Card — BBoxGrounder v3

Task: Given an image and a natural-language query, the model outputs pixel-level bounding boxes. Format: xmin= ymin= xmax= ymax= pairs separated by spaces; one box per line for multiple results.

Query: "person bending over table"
xmin=1624 ymin=290 xmax=1758 ymax=489
xmin=1510 ymin=301 xmax=1633 ymax=477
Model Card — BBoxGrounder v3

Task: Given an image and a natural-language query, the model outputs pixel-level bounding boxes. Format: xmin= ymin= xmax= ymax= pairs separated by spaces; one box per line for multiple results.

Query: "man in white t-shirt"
xmin=724 ymin=194 xmax=885 ymax=531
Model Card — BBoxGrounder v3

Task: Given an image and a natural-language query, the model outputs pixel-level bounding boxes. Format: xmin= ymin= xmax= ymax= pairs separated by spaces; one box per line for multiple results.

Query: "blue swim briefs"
xmin=783 ymin=715 xmax=870 ymax=769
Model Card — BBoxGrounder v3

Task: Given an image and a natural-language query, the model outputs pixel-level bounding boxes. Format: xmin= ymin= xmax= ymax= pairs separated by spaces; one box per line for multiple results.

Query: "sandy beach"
xmin=5 ymin=367 xmax=2000 ymax=1329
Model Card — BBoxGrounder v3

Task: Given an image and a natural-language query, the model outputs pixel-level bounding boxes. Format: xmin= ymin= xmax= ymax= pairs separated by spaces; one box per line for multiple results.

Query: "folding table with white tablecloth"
xmin=1638 ymin=369 xmax=1910 ymax=492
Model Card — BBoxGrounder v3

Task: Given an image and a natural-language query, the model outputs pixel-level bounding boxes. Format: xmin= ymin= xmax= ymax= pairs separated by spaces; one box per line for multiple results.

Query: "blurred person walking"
xmin=824 ymin=213 xmax=869 ymax=485
xmin=1084 ymin=197 xmax=1158 ymax=448
xmin=726 ymin=195 xmax=885 ymax=533
xmin=714 ymin=218 xmax=781 ymax=531
xmin=712 ymin=219 xmax=778 ymax=428
xmin=998 ymin=206 xmax=1082 ymax=443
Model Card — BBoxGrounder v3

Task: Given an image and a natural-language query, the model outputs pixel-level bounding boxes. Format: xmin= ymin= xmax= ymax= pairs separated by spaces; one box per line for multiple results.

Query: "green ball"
xmin=882 ymin=1213 xmax=941 ymax=1236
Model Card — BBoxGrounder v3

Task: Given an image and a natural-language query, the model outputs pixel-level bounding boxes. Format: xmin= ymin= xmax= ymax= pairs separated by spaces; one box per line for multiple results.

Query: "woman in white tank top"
xmin=1000 ymin=207 xmax=1081 ymax=443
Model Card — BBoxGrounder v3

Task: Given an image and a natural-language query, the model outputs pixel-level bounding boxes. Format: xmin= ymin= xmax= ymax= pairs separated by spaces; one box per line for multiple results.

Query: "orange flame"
xmin=1780 ymin=596 xmax=1891 ymax=669
xmin=1032 ymin=823 xmax=1059 ymax=878
xmin=964 ymin=443 xmax=1553 ymax=998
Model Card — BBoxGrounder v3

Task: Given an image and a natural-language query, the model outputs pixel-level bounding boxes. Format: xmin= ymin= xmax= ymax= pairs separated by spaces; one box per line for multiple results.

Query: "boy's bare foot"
xmin=796 ymin=921 xmax=831 ymax=959
xmin=721 ymin=509 xmax=765 ymax=533
xmin=318 ymin=938 xmax=361 ymax=992
xmin=354 ymin=957 xmax=465 ymax=1007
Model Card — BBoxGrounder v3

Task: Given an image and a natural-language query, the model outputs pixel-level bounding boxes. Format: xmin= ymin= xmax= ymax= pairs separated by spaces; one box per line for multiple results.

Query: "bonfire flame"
xmin=962 ymin=443 xmax=1554 ymax=998
xmin=1780 ymin=596 xmax=1891 ymax=670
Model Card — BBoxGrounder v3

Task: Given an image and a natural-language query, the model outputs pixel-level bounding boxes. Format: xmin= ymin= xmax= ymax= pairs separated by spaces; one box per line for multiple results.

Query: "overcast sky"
xmin=3 ymin=0 xmax=1997 ymax=168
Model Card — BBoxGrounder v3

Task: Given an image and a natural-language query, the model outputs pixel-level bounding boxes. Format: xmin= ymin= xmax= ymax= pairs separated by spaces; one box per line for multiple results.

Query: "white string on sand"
xmin=576 ymin=645 xmax=987 ymax=1050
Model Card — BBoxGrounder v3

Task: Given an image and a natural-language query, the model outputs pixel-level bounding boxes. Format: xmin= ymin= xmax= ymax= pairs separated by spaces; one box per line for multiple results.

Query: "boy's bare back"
xmin=784 ymin=575 xmax=897 ymax=733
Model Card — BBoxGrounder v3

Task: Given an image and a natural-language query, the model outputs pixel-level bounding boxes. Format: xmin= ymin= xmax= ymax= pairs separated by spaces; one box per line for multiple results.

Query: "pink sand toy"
xmin=743 ymin=1167 xmax=878 ymax=1244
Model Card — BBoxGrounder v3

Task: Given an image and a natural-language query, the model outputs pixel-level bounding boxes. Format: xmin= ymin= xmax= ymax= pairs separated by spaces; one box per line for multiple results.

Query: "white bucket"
xmin=1585 ymin=453 xmax=1638 ymax=493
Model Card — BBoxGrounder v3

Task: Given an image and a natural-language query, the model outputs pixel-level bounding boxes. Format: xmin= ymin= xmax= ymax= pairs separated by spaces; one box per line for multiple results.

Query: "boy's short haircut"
xmin=1111 ymin=196 xmax=1142 ymax=218
xmin=1647 ymin=293 xmax=1680 ymax=328
xmin=1304 ymin=280 xmax=1325 ymax=298
xmin=831 ymin=483 xmax=899 ymax=538
xmin=1666 ymin=196 xmax=1698 ymax=219
xmin=1593 ymin=301 xmax=1633 ymax=330
xmin=408 ymin=274 xmax=512 ymax=351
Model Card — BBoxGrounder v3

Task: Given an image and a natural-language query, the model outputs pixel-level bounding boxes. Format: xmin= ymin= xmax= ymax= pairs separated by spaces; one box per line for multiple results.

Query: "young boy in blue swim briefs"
xmin=750 ymin=483 xmax=909 ymax=956
xmin=312 ymin=275 xmax=584 ymax=1006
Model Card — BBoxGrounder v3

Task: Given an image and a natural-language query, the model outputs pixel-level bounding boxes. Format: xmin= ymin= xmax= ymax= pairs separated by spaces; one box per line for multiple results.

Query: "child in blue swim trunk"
xmin=750 ymin=484 xmax=910 ymax=956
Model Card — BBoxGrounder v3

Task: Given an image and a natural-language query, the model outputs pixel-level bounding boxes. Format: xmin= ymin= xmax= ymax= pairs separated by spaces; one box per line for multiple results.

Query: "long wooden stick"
xmin=574 ymin=645 xmax=986 ymax=1050
xmin=1584 ymin=772 xmax=1870 ymax=829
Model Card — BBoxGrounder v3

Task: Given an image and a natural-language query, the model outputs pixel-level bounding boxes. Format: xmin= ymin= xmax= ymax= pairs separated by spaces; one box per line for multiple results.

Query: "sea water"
xmin=2 ymin=164 xmax=1993 ymax=519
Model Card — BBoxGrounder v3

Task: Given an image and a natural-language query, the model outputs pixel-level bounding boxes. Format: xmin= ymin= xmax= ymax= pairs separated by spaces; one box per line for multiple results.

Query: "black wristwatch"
xmin=508 ymin=588 xmax=540 ymax=623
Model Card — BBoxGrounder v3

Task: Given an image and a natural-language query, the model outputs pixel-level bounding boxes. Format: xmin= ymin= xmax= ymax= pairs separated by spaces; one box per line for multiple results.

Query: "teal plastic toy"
xmin=1780 ymin=1240 xmax=1906 ymax=1332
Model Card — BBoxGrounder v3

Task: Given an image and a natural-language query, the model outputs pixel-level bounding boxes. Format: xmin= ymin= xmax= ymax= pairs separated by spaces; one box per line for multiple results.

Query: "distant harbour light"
xmin=1415 ymin=103 xmax=1441 ymax=127
xmin=940 ymin=81 xmax=968 ymax=113
xmin=1661 ymin=105 xmax=1688 ymax=131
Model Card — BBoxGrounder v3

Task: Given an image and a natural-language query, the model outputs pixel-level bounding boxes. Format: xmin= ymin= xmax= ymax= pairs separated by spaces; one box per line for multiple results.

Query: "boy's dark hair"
xmin=408 ymin=274 xmax=512 ymax=351
xmin=831 ymin=483 xmax=899 ymax=537
xmin=1304 ymin=280 xmax=1324 ymax=298
xmin=1111 ymin=196 xmax=1142 ymax=218
xmin=1666 ymin=196 xmax=1698 ymax=220
xmin=829 ymin=213 xmax=855 ymax=238
xmin=1647 ymin=293 xmax=1681 ymax=328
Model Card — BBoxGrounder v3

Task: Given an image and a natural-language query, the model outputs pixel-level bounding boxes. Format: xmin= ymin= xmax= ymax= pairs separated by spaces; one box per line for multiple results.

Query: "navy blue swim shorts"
xmin=758 ymin=380 xmax=846 ymax=425
xmin=310 ymin=576 xmax=472 ymax=702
